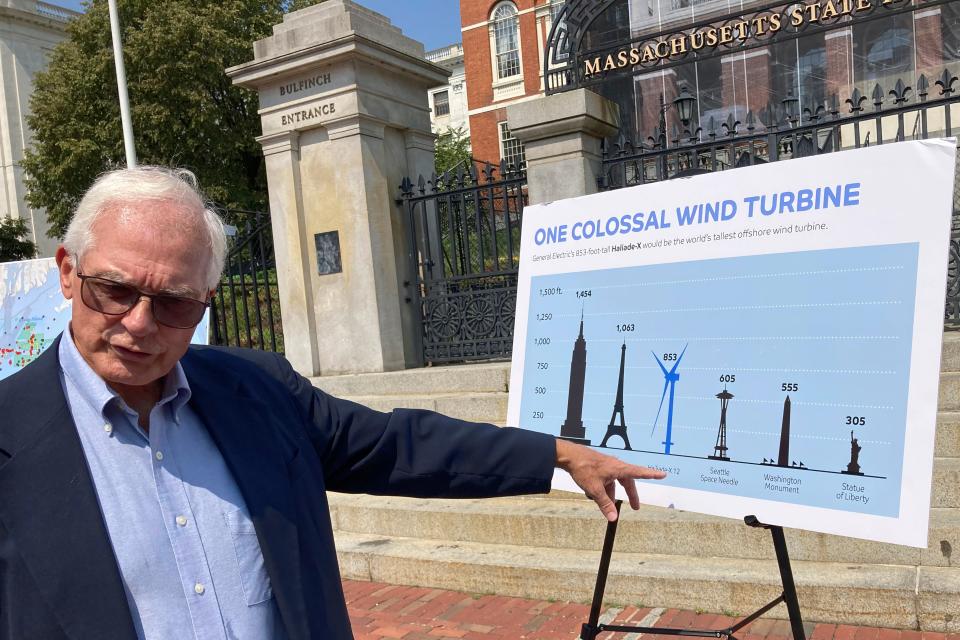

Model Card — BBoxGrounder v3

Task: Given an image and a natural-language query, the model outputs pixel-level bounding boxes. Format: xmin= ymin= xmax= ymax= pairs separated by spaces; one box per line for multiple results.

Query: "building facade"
xmin=460 ymin=0 xmax=566 ymax=167
xmin=426 ymin=43 xmax=470 ymax=140
xmin=621 ymin=0 xmax=959 ymax=143
xmin=0 ymin=0 xmax=76 ymax=257
xmin=543 ymin=0 xmax=960 ymax=153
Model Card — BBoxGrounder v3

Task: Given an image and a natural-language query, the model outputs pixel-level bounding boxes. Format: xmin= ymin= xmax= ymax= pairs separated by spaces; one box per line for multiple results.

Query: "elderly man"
xmin=0 ymin=166 xmax=664 ymax=640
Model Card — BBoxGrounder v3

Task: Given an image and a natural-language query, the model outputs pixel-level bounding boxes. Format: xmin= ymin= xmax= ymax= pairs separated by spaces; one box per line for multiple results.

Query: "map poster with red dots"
xmin=0 ymin=258 xmax=65 ymax=379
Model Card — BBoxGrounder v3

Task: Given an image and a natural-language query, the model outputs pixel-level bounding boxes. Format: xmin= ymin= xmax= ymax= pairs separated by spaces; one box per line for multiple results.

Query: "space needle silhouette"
xmin=651 ymin=344 xmax=688 ymax=455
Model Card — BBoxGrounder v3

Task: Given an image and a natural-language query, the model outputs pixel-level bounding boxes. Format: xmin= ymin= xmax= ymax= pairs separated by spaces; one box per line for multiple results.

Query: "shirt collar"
xmin=58 ymin=327 xmax=192 ymax=421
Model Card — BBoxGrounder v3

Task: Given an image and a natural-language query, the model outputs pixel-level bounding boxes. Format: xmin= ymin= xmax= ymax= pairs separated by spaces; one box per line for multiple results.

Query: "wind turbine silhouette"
xmin=650 ymin=343 xmax=688 ymax=455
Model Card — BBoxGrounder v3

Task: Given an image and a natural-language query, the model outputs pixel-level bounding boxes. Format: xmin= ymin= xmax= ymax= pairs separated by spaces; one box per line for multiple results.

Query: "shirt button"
xmin=103 ymin=424 xmax=112 ymax=434
xmin=176 ymin=515 xmax=187 ymax=527
xmin=194 ymin=582 xmax=205 ymax=595
xmin=155 ymin=451 xmax=164 ymax=461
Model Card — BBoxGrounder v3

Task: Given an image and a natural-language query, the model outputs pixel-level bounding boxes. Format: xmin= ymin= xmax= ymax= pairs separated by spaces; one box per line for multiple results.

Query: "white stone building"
xmin=0 ymin=0 xmax=77 ymax=257
xmin=425 ymin=43 xmax=470 ymax=140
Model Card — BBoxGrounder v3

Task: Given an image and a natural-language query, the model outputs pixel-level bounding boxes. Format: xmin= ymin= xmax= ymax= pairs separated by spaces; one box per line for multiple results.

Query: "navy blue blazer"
xmin=0 ymin=338 xmax=555 ymax=639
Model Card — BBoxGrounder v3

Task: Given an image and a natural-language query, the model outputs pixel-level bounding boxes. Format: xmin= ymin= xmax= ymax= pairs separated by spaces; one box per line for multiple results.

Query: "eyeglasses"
xmin=77 ymin=269 xmax=209 ymax=329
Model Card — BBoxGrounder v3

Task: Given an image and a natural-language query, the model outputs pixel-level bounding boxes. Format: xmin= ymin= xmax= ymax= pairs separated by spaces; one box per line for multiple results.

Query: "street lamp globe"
xmin=673 ymin=86 xmax=697 ymax=126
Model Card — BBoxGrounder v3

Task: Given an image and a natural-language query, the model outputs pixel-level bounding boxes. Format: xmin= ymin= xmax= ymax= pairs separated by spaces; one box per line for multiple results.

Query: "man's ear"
xmin=55 ymin=246 xmax=76 ymax=300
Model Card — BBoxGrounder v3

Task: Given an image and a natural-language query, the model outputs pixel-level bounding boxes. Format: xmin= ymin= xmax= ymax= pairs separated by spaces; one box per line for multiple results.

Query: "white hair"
xmin=62 ymin=165 xmax=227 ymax=290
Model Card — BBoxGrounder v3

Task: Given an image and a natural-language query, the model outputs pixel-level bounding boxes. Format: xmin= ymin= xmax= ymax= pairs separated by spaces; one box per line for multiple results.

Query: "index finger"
xmin=622 ymin=463 xmax=667 ymax=480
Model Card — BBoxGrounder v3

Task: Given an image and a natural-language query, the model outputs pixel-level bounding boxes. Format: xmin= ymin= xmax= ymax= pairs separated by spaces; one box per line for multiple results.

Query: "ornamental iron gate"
xmin=398 ymin=164 xmax=526 ymax=364
xmin=543 ymin=0 xmax=960 ymax=326
xmin=210 ymin=210 xmax=283 ymax=352
xmin=594 ymin=69 xmax=960 ymax=325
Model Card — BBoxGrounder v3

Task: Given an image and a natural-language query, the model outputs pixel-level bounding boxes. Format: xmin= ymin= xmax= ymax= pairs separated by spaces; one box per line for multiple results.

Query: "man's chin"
xmin=98 ymin=354 xmax=162 ymax=388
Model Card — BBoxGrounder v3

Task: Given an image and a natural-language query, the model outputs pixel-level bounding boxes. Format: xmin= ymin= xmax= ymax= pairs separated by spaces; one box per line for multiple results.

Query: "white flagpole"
xmin=107 ymin=0 xmax=137 ymax=167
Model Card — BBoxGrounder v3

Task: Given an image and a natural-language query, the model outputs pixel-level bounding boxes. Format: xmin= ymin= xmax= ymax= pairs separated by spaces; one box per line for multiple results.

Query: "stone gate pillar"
xmin=507 ymin=89 xmax=620 ymax=205
xmin=228 ymin=0 xmax=447 ymax=376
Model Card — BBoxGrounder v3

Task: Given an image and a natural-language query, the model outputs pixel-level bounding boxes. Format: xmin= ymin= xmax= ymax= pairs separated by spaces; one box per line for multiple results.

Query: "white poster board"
xmin=1 ymin=257 xmax=210 ymax=382
xmin=507 ymin=139 xmax=957 ymax=547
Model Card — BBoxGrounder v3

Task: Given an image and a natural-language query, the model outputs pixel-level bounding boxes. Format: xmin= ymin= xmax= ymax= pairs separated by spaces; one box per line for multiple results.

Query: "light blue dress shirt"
xmin=59 ymin=330 xmax=287 ymax=640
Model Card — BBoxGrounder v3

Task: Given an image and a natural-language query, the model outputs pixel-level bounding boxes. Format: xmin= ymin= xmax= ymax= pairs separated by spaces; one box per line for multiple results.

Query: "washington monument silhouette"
xmin=778 ymin=396 xmax=792 ymax=467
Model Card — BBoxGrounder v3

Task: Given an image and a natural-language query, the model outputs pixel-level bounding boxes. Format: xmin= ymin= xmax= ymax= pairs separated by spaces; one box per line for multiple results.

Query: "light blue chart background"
xmin=519 ymin=243 xmax=919 ymax=518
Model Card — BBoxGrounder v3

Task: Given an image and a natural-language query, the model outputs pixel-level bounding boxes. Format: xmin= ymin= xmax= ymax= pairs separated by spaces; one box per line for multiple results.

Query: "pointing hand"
xmin=555 ymin=438 xmax=667 ymax=521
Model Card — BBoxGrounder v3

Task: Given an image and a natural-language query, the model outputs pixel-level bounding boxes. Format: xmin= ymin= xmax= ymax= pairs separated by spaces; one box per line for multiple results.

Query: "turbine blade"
xmin=651 ymin=350 xmax=669 ymax=375
xmin=670 ymin=343 xmax=690 ymax=374
xmin=650 ymin=378 xmax=670 ymax=436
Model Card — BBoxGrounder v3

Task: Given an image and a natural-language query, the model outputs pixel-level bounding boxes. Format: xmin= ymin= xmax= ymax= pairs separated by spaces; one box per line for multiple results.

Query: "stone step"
xmin=314 ymin=332 xmax=960 ymax=398
xmin=937 ymin=412 xmax=960 ymax=457
xmin=310 ymin=362 xmax=510 ymax=397
xmin=324 ymin=376 xmax=960 ymax=450
xmin=333 ymin=529 xmax=958 ymax=631
xmin=941 ymin=332 xmax=960 ymax=372
xmin=331 ymin=388 xmax=960 ymax=461
xmin=933 ymin=457 xmax=960 ymax=507
xmin=938 ymin=372 xmax=960 ymax=411
xmin=329 ymin=493 xmax=959 ymax=568
xmin=337 ymin=392 xmax=508 ymax=424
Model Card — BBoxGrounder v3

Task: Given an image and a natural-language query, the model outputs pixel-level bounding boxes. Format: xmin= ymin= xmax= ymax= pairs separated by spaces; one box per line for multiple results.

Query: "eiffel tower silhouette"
xmin=600 ymin=342 xmax=632 ymax=450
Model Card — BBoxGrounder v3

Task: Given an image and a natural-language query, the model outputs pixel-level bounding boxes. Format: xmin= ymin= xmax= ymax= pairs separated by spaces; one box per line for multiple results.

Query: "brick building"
xmin=460 ymin=0 xmax=565 ymax=167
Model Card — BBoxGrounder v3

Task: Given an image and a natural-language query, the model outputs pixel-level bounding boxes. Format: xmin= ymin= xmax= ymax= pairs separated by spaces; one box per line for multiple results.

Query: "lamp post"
xmin=656 ymin=85 xmax=698 ymax=178
xmin=674 ymin=85 xmax=697 ymax=129
xmin=782 ymin=90 xmax=800 ymax=128
xmin=657 ymin=86 xmax=698 ymax=144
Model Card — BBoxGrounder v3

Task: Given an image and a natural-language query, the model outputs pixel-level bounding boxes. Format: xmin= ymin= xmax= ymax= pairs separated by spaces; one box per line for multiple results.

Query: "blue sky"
xmin=53 ymin=1 xmax=463 ymax=52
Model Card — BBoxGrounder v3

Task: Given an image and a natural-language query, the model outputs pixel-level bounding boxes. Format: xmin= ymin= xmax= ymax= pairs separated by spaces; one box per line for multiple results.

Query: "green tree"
xmin=0 ymin=217 xmax=37 ymax=262
xmin=22 ymin=0 xmax=322 ymax=239
xmin=434 ymin=127 xmax=472 ymax=176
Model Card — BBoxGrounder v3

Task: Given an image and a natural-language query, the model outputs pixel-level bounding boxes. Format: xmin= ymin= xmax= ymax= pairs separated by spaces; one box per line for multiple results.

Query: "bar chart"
xmin=516 ymin=243 xmax=919 ymax=517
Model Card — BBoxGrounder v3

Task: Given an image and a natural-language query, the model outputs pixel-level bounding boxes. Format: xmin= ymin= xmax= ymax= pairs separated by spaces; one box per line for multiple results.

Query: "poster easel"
xmin=579 ymin=501 xmax=807 ymax=640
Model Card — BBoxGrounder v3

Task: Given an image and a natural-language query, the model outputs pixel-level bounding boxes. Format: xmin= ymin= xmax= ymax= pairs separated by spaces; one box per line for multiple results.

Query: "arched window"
xmin=492 ymin=3 xmax=521 ymax=80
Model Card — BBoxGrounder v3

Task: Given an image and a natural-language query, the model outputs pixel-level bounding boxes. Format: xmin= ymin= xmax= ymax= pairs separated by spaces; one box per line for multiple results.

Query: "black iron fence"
xmin=598 ymin=69 xmax=960 ymax=325
xmin=398 ymin=163 xmax=526 ymax=364
xmin=210 ymin=209 xmax=283 ymax=352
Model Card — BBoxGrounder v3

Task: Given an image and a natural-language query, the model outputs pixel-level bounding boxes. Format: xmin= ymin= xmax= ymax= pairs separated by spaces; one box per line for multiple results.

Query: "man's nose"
xmin=123 ymin=296 xmax=158 ymax=334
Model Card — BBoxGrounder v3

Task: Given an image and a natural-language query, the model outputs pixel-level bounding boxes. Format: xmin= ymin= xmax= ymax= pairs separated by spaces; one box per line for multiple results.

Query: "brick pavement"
xmin=344 ymin=580 xmax=960 ymax=640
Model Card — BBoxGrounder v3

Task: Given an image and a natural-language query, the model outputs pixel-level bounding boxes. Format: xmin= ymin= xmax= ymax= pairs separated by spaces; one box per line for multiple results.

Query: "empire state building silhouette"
xmin=559 ymin=314 xmax=590 ymax=445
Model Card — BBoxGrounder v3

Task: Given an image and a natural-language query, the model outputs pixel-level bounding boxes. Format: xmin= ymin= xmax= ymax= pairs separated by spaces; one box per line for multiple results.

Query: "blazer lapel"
xmin=0 ymin=338 xmax=137 ymax=640
xmin=182 ymin=351 xmax=311 ymax=640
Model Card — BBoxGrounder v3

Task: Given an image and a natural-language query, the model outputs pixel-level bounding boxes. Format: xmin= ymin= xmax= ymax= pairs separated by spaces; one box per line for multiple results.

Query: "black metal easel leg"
xmin=577 ymin=510 xmax=807 ymax=640
xmin=740 ymin=516 xmax=806 ymax=640
xmin=581 ymin=500 xmax=622 ymax=640
xmin=770 ymin=525 xmax=806 ymax=640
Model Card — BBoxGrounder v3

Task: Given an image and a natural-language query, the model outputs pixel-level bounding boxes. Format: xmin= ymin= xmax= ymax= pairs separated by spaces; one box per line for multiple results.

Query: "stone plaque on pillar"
xmin=314 ymin=231 xmax=342 ymax=275
xmin=228 ymin=0 xmax=448 ymax=376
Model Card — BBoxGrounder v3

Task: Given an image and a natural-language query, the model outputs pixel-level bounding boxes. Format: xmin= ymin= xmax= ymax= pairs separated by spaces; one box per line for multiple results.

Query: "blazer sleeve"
xmin=214 ymin=347 xmax=557 ymax=498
